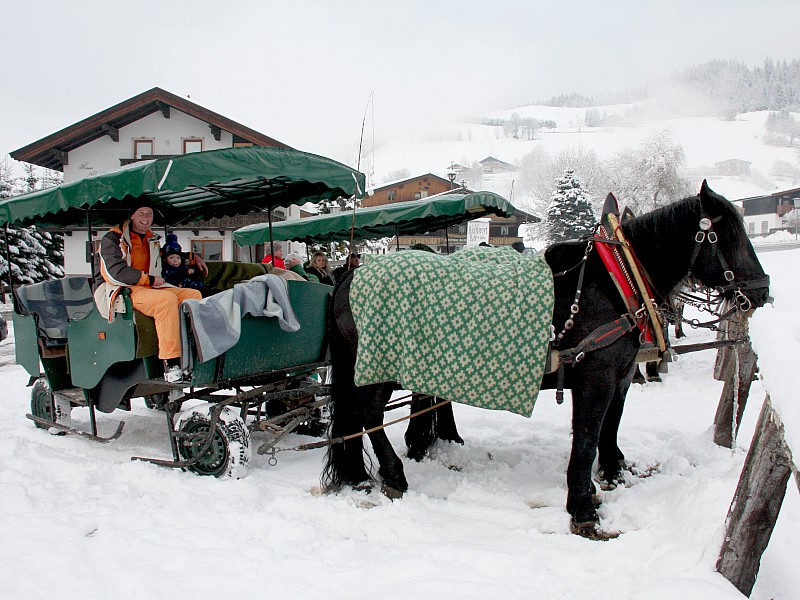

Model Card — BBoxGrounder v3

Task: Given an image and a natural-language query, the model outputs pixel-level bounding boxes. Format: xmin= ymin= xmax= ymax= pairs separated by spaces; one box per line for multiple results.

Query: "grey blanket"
xmin=179 ymin=274 xmax=300 ymax=368
xmin=15 ymin=277 xmax=95 ymax=347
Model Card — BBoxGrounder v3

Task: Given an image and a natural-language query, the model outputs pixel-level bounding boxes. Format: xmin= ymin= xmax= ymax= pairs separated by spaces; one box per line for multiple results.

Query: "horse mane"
xmin=624 ymin=196 xmax=700 ymax=246
xmin=624 ymin=191 xmax=745 ymax=252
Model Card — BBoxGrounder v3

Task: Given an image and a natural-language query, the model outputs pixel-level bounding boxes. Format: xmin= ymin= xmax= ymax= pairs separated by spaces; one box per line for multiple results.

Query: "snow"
xmin=0 ymin=246 xmax=798 ymax=599
xmin=749 ymin=250 xmax=800 ymax=465
xmin=369 ymin=105 xmax=799 ymax=206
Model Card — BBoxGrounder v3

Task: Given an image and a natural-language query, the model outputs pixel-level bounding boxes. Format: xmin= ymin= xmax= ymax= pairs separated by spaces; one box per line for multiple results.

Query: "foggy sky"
xmin=2 ymin=0 xmax=798 ymax=169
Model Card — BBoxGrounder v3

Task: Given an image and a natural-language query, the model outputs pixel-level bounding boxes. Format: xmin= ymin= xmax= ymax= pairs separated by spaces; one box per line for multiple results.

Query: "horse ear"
xmin=699 ymin=179 xmax=725 ymax=210
xmin=602 ymin=193 xmax=619 ymax=217
xmin=621 ymin=206 xmax=636 ymax=222
xmin=700 ymin=179 xmax=724 ymax=199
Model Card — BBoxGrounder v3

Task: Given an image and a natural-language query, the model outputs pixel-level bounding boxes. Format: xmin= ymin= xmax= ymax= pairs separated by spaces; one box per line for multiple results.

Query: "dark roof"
xmin=739 ymin=186 xmax=800 ymax=203
xmin=373 ymin=173 xmax=454 ymax=192
xmin=11 ymin=87 xmax=291 ymax=171
xmin=480 ymin=156 xmax=513 ymax=166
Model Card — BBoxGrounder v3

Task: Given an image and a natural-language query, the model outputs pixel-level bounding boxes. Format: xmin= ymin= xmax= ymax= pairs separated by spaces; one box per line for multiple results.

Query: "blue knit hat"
xmin=162 ymin=233 xmax=182 ymax=258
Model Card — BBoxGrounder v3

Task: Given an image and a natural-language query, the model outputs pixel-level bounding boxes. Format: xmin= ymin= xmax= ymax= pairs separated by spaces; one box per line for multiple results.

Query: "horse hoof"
xmin=440 ymin=434 xmax=465 ymax=445
xmin=381 ymin=483 xmax=405 ymax=499
xmin=406 ymin=447 xmax=427 ymax=462
xmin=569 ymin=519 xmax=621 ymax=541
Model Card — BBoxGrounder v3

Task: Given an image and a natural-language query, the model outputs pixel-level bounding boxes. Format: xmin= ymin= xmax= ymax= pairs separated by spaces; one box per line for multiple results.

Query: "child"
xmin=161 ymin=234 xmax=209 ymax=296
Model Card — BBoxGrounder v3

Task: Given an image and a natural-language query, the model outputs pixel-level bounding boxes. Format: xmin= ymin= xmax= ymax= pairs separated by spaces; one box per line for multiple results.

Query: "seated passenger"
xmin=305 ymin=251 xmax=334 ymax=286
xmin=261 ymin=241 xmax=286 ymax=268
xmin=94 ymin=201 xmax=206 ymax=383
xmin=331 ymin=253 xmax=360 ymax=281
xmin=161 ymin=234 xmax=210 ymax=297
xmin=284 ymin=252 xmax=312 ymax=281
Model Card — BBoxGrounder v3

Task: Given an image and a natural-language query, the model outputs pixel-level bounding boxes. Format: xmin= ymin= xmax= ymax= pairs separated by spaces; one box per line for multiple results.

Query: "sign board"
xmin=466 ymin=218 xmax=491 ymax=246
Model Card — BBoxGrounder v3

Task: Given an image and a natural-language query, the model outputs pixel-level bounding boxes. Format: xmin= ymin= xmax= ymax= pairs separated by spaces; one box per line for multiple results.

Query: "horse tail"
xmin=321 ymin=272 xmax=370 ymax=491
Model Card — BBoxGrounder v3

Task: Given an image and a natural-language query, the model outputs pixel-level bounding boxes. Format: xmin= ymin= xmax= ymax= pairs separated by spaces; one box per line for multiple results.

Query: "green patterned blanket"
xmin=350 ymin=246 xmax=554 ymax=416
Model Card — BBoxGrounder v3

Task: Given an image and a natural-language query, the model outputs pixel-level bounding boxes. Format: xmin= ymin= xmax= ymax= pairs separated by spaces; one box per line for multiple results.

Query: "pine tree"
xmin=0 ymin=158 xmax=65 ymax=285
xmin=544 ymin=169 xmax=596 ymax=244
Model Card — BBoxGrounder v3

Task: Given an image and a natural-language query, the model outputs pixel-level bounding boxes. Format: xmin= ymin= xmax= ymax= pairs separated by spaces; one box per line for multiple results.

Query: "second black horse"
xmin=322 ymin=182 xmax=770 ymax=538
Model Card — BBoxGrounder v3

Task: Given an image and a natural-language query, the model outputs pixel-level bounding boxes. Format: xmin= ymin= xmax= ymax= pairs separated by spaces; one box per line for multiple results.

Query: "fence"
xmin=713 ymin=310 xmax=799 ymax=596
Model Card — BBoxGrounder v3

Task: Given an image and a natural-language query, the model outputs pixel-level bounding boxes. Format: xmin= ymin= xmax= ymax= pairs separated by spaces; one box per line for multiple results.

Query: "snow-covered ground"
xmin=369 ymin=104 xmax=799 ymax=208
xmin=0 ymin=246 xmax=797 ymax=600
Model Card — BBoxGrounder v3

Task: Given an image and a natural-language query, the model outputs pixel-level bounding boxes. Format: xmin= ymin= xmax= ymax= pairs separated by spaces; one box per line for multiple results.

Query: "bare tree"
xmin=607 ymin=130 xmax=691 ymax=213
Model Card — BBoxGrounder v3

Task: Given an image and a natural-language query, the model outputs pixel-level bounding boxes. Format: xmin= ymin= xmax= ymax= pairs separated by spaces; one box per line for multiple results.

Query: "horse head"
xmin=690 ymin=181 xmax=771 ymax=311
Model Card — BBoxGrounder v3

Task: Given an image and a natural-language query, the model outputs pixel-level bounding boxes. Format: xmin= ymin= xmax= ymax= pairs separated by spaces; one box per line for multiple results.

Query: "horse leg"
xmin=567 ymin=370 xmax=617 ymax=525
xmin=435 ymin=400 xmax=464 ymax=444
xmin=405 ymin=396 xmax=437 ymax=462
xmin=597 ymin=385 xmax=632 ymax=486
xmin=645 ymin=360 xmax=662 ymax=382
xmin=322 ymin=277 xmax=370 ymax=491
xmin=405 ymin=397 xmax=464 ymax=462
xmin=363 ymin=383 xmax=408 ymax=497
xmin=631 ymin=365 xmax=646 ymax=385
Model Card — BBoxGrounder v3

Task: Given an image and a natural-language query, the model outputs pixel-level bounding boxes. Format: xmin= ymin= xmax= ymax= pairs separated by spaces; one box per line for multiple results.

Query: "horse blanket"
xmin=350 ymin=247 xmax=554 ymax=416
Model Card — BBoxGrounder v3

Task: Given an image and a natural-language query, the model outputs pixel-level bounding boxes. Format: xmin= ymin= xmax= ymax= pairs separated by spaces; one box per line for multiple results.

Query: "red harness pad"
xmin=595 ymin=225 xmax=654 ymax=344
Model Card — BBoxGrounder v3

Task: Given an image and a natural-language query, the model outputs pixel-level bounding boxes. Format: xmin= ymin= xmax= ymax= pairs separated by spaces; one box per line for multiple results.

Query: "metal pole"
xmin=395 ymin=225 xmax=400 ymax=251
xmin=267 ymin=208 xmax=275 ymax=265
xmin=445 ymin=227 xmax=451 ymax=255
xmin=3 ymin=223 xmax=14 ymax=305
xmin=86 ymin=209 xmax=96 ymax=287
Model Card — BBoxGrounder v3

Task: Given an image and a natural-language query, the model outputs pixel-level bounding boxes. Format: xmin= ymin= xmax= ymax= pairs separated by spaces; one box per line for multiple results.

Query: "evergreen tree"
xmin=544 ymin=169 xmax=596 ymax=243
xmin=0 ymin=158 xmax=65 ymax=285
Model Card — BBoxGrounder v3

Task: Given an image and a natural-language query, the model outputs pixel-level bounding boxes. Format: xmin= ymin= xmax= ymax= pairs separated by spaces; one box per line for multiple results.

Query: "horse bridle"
xmin=687 ymin=211 xmax=770 ymax=314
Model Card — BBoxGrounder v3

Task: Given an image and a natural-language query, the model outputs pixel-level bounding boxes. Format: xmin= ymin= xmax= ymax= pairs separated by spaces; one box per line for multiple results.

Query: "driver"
xmin=93 ymin=200 xmax=207 ymax=383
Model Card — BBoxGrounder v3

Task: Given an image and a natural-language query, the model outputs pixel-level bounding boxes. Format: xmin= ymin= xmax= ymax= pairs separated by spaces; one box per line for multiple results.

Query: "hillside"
xmin=368 ymin=103 xmax=800 ymax=214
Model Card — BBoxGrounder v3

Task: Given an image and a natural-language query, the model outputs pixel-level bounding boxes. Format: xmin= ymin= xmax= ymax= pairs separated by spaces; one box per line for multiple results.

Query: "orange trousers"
xmin=128 ymin=286 xmax=202 ymax=360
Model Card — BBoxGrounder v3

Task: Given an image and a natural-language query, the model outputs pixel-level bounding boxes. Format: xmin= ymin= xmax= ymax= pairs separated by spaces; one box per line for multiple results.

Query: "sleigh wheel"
xmin=144 ymin=392 xmax=169 ymax=410
xmin=30 ymin=378 xmax=54 ymax=429
xmin=175 ymin=404 xmax=251 ymax=479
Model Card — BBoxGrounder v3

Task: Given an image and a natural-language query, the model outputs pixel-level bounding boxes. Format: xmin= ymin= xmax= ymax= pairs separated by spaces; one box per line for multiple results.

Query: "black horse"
xmin=322 ymin=182 xmax=770 ymax=538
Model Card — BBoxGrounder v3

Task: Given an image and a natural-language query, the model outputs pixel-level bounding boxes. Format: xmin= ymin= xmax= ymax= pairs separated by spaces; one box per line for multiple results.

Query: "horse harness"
xmin=546 ymin=205 xmax=767 ymax=404
xmin=546 ymin=220 xmax=659 ymax=403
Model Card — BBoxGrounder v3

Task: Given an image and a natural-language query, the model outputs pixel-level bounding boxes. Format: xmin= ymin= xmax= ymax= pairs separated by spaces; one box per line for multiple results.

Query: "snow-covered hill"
xmin=368 ymin=103 xmax=799 ymax=209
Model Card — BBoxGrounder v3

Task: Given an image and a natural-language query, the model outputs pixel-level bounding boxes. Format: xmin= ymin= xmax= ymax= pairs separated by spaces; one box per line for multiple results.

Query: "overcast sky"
xmin=2 ymin=0 xmax=798 ymax=170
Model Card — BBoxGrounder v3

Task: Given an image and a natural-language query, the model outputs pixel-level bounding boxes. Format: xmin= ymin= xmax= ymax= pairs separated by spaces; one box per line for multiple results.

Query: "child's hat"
xmin=162 ymin=233 xmax=182 ymax=257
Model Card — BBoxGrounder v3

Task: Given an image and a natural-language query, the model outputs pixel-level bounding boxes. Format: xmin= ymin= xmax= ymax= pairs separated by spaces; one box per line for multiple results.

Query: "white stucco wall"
xmin=744 ymin=213 xmax=782 ymax=235
xmin=64 ymin=229 xmax=240 ymax=276
xmin=64 ymin=206 xmax=303 ymax=275
xmin=63 ymin=109 xmax=233 ymax=182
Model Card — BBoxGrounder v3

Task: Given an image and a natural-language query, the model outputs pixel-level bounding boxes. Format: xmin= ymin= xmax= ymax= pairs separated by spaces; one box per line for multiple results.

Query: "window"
xmin=747 ymin=222 xmax=755 ymax=234
xmin=134 ymin=139 xmax=154 ymax=159
xmin=414 ymin=192 xmax=421 ymax=200
xmin=183 ymin=138 xmax=203 ymax=154
xmin=500 ymin=226 xmax=509 ymax=236
xmin=191 ymin=239 xmax=223 ymax=261
xmin=85 ymin=240 xmax=101 ymax=263
xmin=387 ymin=190 xmax=397 ymax=202
xmin=761 ymin=221 xmax=769 ymax=234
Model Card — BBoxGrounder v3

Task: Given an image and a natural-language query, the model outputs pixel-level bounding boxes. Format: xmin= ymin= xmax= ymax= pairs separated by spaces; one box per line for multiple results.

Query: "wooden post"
xmin=713 ymin=311 xmax=756 ymax=448
xmin=713 ymin=309 xmax=731 ymax=381
xmin=717 ymin=396 xmax=792 ymax=597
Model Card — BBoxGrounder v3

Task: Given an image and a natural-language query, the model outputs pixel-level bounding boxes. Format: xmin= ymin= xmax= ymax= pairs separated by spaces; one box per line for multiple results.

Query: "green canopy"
xmin=233 ymin=191 xmax=516 ymax=246
xmin=0 ymin=147 xmax=365 ymax=228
